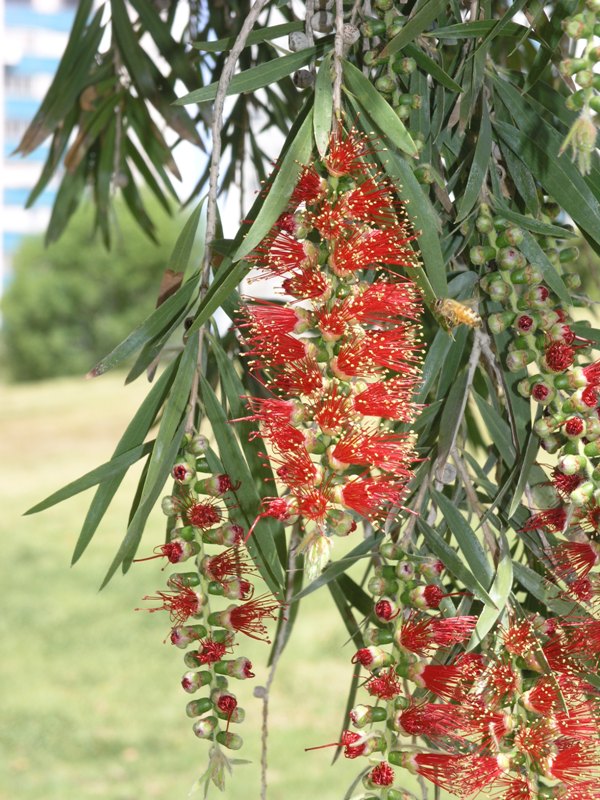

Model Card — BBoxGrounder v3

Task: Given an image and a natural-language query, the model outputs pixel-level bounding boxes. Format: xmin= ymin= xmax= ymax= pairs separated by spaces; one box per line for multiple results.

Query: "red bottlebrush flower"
xmin=408 ymin=662 xmax=464 ymax=701
xmin=338 ymin=476 xmax=406 ymax=520
xmin=345 ymin=280 xmax=421 ymax=324
xmin=305 ymin=729 xmax=384 ymax=759
xmin=398 ymin=613 xmax=476 ymax=655
xmin=133 ymin=538 xmax=197 ymax=565
xmin=464 ymin=699 xmax=513 ymax=747
xmin=330 ymin=229 xmax=416 ymax=277
xmin=369 ymin=761 xmax=395 ymax=786
xmin=214 ymin=594 xmax=281 ymax=642
xmin=542 ymin=632 xmax=581 ymax=674
xmin=294 ymin=485 xmax=332 ymax=526
xmin=551 ymin=540 xmax=600 ymax=581
xmin=338 ymin=177 xmax=400 ymax=227
xmin=479 ymin=660 xmax=521 ymax=705
xmin=545 ymin=340 xmax=575 ymax=372
xmin=581 ymin=360 xmax=600 ymax=387
xmin=195 ymin=637 xmax=231 ymax=665
xmin=522 ymin=673 xmax=585 ymax=715
xmin=400 ymin=752 xmax=506 ymax=795
xmin=331 ymin=428 xmax=415 ymax=478
xmin=185 ymin=497 xmax=223 ymax=531
xmin=367 ymin=326 xmax=423 ymax=372
xmin=202 ymin=546 xmax=257 ymax=585
xmin=353 ymin=375 xmax=420 ymax=422
xmin=543 ymin=743 xmax=600 ymax=786
xmin=269 ymin=355 xmax=323 ymax=396
xmin=395 ymin=702 xmax=465 ymax=738
xmin=491 ymin=775 xmax=536 ymax=800
xmin=513 ymin=718 xmax=555 ymax=762
xmin=502 ymin=618 xmax=538 ymax=657
xmin=249 ymin=230 xmax=317 ymax=277
xmin=262 ymin=420 xmax=306 ymax=452
xmin=240 ymin=396 xmax=297 ymax=428
xmin=583 ymin=502 xmax=600 ymax=534
xmin=366 ymin=667 xmax=403 ymax=700
xmin=243 ymin=327 xmax=307 ymax=367
xmin=241 ymin=300 xmax=304 ymax=335
xmin=316 ymin=307 xmax=349 ymax=341
xmin=310 ymin=199 xmax=346 ymax=240
xmin=137 ymin=582 xmax=204 ymax=627
xmin=551 ymin=467 xmax=584 ymax=500
xmin=333 ymin=336 xmax=375 ymax=379
xmin=272 ymin=446 xmax=319 ymax=488
xmin=554 ymin=701 xmax=600 ymax=740
xmin=520 ymin=505 xmax=567 ymax=533
xmin=407 ymin=584 xmax=466 ymax=609
xmin=324 ymin=127 xmax=373 ymax=177
xmin=312 ymin=383 xmax=353 ymax=435
xmin=352 ymin=646 xmax=393 ymax=671
xmin=290 ymin=165 xmax=326 ymax=205
xmin=281 ymin=266 xmax=331 ymax=300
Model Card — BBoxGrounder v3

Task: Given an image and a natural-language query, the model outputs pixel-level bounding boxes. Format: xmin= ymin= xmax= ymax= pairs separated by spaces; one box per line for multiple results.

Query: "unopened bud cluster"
xmin=475 ymin=202 xmax=600 ymax=604
xmin=359 ymin=5 xmax=434 ymax=184
xmin=559 ymin=1 xmax=600 ymax=174
xmin=136 ymin=433 xmax=280 ymax=758
xmin=317 ymin=542 xmax=600 ymax=798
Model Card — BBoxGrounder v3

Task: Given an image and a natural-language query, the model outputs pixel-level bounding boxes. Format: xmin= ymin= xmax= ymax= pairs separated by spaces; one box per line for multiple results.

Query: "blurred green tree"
xmin=2 ymin=200 xmax=180 ymax=381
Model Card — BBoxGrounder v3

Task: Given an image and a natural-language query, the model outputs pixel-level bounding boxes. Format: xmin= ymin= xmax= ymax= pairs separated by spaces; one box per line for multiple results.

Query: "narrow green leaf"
xmin=572 ymin=323 xmax=600 ymax=345
xmin=518 ymin=230 xmax=571 ymax=308
xmin=45 ymin=162 xmax=87 ymax=245
xmin=418 ymin=519 xmax=495 ymax=606
xmin=489 ymin=200 xmax=575 ymax=239
xmin=293 ymin=534 xmax=383 ymax=602
xmin=436 ymin=369 xmax=468 ymax=461
xmin=417 ymin=330 xmax=453 ymax=403
xmin=430 ymin=20 xmax=529 ymax=39
xmin=177 ymin=45 xmax=322 ymax=105
xmin=25 ymin=442 xmax=153 ymax=515
xmin=328 ymin=579 xmax=365 ymax=649
xmin=100 ymin=336 xmax=199 ymax=585
xmin=379 ymin=150 xmax=447 ymax=296
xmin=88 ymin=276 xmax=198 ymax=377
xmin=508 ymin=426 xmax=541 ymax=519
xmin=472 ymin=0 xmax=532 ymax=51
xmin=467 ymin=529 xmax=513 ymax=650
xmin=342 ymin=60 xmax=418 ymax=158
xmin=473 ymin=391 xmax=516 ymax=467
xmin=72 ymin=359 xmax=179 ymax=564
xmin=403 ymin=43 xmax=462 ymax=94
xmin=313 ymin=53 xmax=333 ymax=158
xmin=497 ymin=141 xmax=540 ymax=217
xmin=193 ymin=21 xmax=303 ymax=52
xmin=513 ymin=562 xmax=581 ymax=617
xmin=170 ymin=197 xmax=206 ymax=281
xmin=493 ymin=120 xmax=600 ymax=249
xmin=111 ymin=0 xmax=156 ymax=95
xmin=380 ymin=0 xmax=447 ymax=58
xmin=337 ymin=574 xmax=373 ymax=618
xmin=432 ymin=489 xmax=493 ymax=587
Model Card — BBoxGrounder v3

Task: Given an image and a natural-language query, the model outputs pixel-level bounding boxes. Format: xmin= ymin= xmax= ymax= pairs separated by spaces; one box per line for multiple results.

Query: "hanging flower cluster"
xmin=473 ymin=202 xmax=600 ymax=605
xmin=238 ymin=126 xmax=423 ymax=574
xmin=136 ymin=433 xmax=280 ymax=756
xmin=311 ymin=545 xmax=600 ymax=799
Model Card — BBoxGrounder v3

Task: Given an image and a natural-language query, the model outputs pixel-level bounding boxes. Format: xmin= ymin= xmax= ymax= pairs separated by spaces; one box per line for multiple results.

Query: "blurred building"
xmin=1 ymin=0 xmax=77 ymax=292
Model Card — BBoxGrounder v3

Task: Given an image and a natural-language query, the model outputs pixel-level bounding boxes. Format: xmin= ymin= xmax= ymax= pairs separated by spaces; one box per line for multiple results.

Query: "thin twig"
xmin=258 ymin=528 xmax=300 ymax=800
xmin=333 ymin=0 xmax=345 ymax=118
xmin=203 ymin=0 xmax=270 ymax=285
xmin=401 ymin=475 xmax=431 ymax=549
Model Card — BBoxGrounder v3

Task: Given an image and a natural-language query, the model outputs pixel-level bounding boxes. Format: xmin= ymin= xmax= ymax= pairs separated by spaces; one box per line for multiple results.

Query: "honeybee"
xmin=435 ymin=298 xmax=482 ymax=330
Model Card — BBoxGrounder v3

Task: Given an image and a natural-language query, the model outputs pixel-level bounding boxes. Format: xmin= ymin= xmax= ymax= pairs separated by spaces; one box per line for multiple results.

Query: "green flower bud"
xmin=192 ymin=717 xmax=218 ymax=739
xmin=557 ymin=454 xmax=588 ymax=475
xmin=570 ymin=480 xmax=595 ymax=506
xmin=392 ymin=56 xmax=416 ymax=74
xmin=496 ymin=226 xmax=524 ymax=247
xmin=361 ymin=17 xmax=387 ymax=37
xmin=497 ymin=246 xmax=527 ymax=270
xmin=470 ymin=245 xmax=496 ymax=265
xmin=375 ymin=76 xmax=396 ymax=94
xmin=216 ymin=731 xmax=243 ymax=750
xmin=487 ymin=311 xmax=516 ymax=334
xmin=475 ymin=214 xmax=494 ymax=233
xmin=186 ymin=697 xmax=214 ymax=718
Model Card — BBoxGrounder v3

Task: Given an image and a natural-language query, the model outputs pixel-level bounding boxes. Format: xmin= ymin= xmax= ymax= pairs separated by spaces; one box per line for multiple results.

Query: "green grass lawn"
xmin=2 ymin=373 xmax=441 ymax=800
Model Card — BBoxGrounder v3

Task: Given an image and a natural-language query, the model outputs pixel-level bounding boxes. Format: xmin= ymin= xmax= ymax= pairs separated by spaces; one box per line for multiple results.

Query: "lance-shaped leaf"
xmin=455 ymin=102 xmax=492 ymax=221
xmin=88 ymin=275 xmax=199 ymax=377
xmin=100 ymin=335 xmax=199 ymax=586
xmin=71 ymin=358 xmax=179 ymax=564
xmin=418 ymin=519 xmax=495 ymax=606
xmin=432 ymin=489 xmax=493 ymax=587
xmin=466 ymin=528 xmax=513 ymax=651
xmin=380 ymin=0 xmax=448 ymax=58
xmin=193 ymin=21 xmax=303 ymax=53
xmin=518 ymin=230 xmax=571 ymax=308
xmin=313 ymin=53 xmax=333 ymax=157
xmin=342 ymin=60 xmax=418 ymax=158
xmin=177 ymin=45 xmax=324 ymax=105
xmin=473 ymin=390 xmax=516 ymax=468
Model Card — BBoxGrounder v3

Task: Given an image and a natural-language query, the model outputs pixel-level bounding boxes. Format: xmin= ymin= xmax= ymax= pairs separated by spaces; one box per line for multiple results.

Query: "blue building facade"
xmin=2 ymin=0 xmax=77 ymax=290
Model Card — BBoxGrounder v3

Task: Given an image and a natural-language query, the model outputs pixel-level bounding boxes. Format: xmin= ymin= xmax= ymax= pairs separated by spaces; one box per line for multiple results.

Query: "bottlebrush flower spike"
xmin=137 ymin=581 xmax=205 ymax=627
xmin=209 ymin=594 xmax=281 ymax=642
